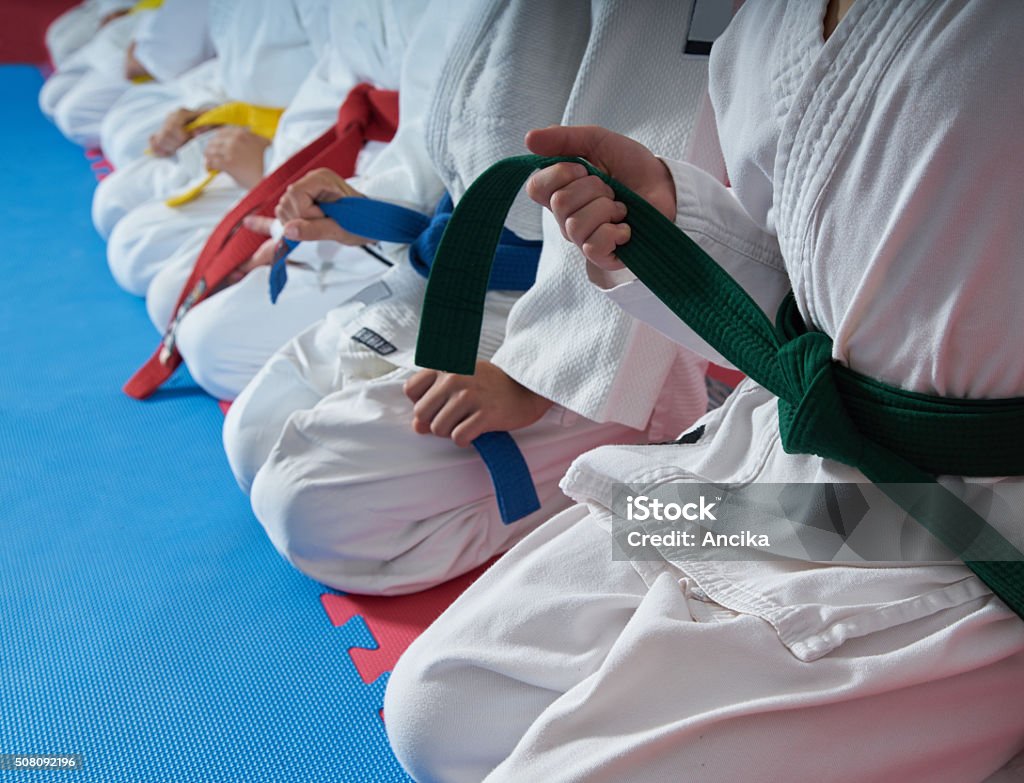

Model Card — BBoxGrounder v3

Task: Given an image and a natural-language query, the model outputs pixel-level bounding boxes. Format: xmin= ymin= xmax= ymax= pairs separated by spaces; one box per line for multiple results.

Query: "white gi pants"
xmin=38 ymin=11 xmax=138 ymax=148
xmin=99 ymin=146 xmax=243 ymax=295
xmin=385 ymin=506 xmax=1024 ymax=783
xmin=45 ymin=1 xmax=105 ymax=69
xmin=93 ymin=129 xmax=230 ymax=240
xmin=145 ymin=245 xmax=388 ymax=400
xmin=99 ymin=60 xmax=223 ymax=170
xmin=222 ymin=285 xmax=642 ymax=596
xmin=99 ymin=82 xmax=182 ymax=169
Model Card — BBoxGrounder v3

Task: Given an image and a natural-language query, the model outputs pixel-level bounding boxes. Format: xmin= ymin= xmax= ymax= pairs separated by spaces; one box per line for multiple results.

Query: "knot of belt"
xmin=774 ymin=325 xmax=863 ymax=466
xmin=411 ymin=153 xmax=1024 ymax=620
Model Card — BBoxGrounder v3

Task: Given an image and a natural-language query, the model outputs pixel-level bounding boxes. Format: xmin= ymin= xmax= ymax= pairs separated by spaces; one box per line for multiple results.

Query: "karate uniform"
xmin=93 ymin=0 xmax=326 ymax=295
xmin=39 ymin=7 xmax=147 ymax=147
xmin=141 ymin=0 xmax=427 ymax=400
xmin=221 ymin=0 xmax=714 ymax=596
xmin=384 ymin=2 xmax=1024 ymax=781
xmin=84 ymin=0 xmax=215 ymax=169
xmin=44 ymin=0 xmax=133 ymax=70
xmin=99 ymin=57 xmax=221 ymax=171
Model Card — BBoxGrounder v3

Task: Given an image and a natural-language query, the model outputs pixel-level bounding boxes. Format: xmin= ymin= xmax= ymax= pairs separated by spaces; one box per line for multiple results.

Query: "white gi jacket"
xmin=266 ymin=0 xmax=430 ymax=272
xmin=322 ymin=0 xmax=717 ymax=445
xmin=564 ymin=0 xmax=1024 ymax=661
xmin=131 ymin=0 xmax=214 ymax=84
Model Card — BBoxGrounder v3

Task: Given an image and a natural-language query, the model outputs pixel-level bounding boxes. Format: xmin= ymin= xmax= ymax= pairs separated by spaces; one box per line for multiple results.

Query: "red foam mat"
xmin=0 ymin=1 xmax=78 ymax=65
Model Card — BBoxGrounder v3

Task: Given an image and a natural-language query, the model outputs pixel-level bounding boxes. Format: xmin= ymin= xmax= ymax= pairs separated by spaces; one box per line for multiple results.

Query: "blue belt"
xmin=267 ymin=194 xmax=543 ymax=524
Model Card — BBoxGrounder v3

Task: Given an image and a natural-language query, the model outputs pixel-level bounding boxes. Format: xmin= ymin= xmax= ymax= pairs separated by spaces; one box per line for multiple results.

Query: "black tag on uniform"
xmin=684 ymin=0 xmax=733 ymax=56
xmin=674 ymin=424 xmax=706 ymax=445
xmin=352 ymin=327 xmax=397 ymax=356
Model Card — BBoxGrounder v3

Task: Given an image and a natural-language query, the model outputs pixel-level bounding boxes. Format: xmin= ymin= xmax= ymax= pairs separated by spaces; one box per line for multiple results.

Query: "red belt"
xmin=124 ymin=83 xmax=400 ymax=399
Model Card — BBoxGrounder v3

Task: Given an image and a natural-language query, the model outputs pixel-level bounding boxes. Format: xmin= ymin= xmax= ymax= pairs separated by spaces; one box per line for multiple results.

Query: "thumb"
xmin=525 ymin=124 xmax=612 ymax=164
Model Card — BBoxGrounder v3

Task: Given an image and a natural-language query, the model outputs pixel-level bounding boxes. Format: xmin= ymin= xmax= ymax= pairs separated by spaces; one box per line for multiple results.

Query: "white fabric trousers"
xmin=45 ymin=1 xmax=106 ymax=69
xmin=93 ymin=131 xmax=229 ymax=241
xmin=385 ymin=507 xmax=1024 ymax=783
xmin=145 ymin=246 xmax=388 ymax=400
xmin=38 ymin=11 xmax=138 ymax=148
xmin=99 ymin=59 xmax=224 ymax=169
xmin=99 ymin=163 xmax=244 ymax=295
xmin=222 ymin=297 xmax=641 ymax=596
xmin=99 ymin=82 xmax=184 ymax=169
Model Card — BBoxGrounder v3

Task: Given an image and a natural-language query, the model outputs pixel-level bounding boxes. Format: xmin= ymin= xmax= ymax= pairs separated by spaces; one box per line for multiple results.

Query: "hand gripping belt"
xmin=266 ymin=190 xmax=545 ymax=526
xmin=413 ymin=154 xmax=1024 ymax=621
xmin=123 ymin=84 xmax=400 ymax=399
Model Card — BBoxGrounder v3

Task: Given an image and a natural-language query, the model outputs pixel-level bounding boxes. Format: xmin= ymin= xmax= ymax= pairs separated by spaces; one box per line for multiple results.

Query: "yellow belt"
xmin=165 ymin=102 xmax=284 ymax=207
xmin=130 ymin=0 xmax=164 ymax=13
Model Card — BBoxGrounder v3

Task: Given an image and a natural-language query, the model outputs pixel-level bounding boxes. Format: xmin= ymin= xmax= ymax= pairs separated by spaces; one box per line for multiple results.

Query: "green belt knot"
xmin=776 ymin=330 xmax=865 ymax=468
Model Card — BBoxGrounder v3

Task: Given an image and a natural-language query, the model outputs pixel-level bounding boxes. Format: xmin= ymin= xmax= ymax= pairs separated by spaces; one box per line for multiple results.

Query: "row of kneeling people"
xmin=40 ymin=1 xmax=1024 ymax=781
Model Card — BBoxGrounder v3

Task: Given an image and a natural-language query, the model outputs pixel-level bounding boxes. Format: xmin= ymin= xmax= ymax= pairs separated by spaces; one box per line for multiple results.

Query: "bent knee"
xmin=52 ymin=92 xmax=101 ymax=148
xmin=249 ymin=456 xmax=371 ymax=589
xmin=93 ymin=172 xmax=132 ymax=240
xmin=385 ymin=626 xmax=501 ymax=783
xmin=145 ymin=267 xmax=182 ymax=332
xmin=247 ymin=450 xmax=416 ymax=594
xmin=39 ymin=74 xmax=74 ymax=119
xmin=222 ymin=394 xmax=274 ymax=495
xmin=175 ymin=308 xmax=245 ymax=401
xmin=106 ymin=219 xmax=151 ymax=295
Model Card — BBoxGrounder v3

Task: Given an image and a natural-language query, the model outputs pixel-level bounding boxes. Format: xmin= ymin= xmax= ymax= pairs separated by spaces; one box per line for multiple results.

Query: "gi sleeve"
xmin=597 ymin=157 xmax=790 ymax=370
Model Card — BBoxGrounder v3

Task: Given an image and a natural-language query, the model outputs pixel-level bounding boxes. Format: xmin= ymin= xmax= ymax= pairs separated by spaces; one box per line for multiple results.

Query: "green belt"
xmin=415 ymin=154 xmax=1024 ymax=620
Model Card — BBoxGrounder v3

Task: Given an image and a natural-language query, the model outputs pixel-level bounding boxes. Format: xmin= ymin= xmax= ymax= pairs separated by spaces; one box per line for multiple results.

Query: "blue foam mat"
xmin=0 ymin=66 xmax=410 ymax=782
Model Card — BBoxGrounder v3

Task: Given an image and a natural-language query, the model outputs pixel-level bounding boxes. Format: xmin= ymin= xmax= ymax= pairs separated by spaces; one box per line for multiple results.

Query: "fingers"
xmin=406 ymin=372 xmax=481 ymax=441
xmin=558 ymin=189 xmax=623 ymax=246
xmin=280 ymin=217 xmax=356 ymax=244
xmin=150 ymin=108 xmax=197 ymax=157
xmin=202 ymin=127 xmax=237 ymax=169
xmin=273 ymin=170 xmax=370 ymax=244
xmin=276 ymin=169 xmax=351 ymax=222
xmin=409 ymin=378 xmax=448 ymax=431
xmin=565 ymin=196 xmax=627 ymax=246
xmin=203 ymin=138 xmax=222 ymax=170
xmin=582 ymin=223 xmax=630 ymax=269
xmin=247 ymin=237 xmax=278 ymax=269
xmin=451 ymin=412 xmax=488 ymax=448
xmin=242 ymin=215 xmax=274 ymax=236
xmin=275 ymin=183 xmax=324 ymax=227
xmin=403 ymin=369 xmax=438 ymax=403
xmin=150 ymin=129 xmax=182 ymax=157
xmin=525 ymin=162 xmax=589 ymax=209
xmin=425 ymin=392 xmax=476 ymax=439
xmin=527 ymin=163 xmax=629 ymax=266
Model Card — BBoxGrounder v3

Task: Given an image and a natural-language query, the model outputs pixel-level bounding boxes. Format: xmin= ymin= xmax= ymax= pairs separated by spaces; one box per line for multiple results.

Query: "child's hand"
xmin=525 ymin=125 xmax=676 ymax=270
xmin=100 ymin=9 xmax=130 ymax=26
xmin=223 ymin=236 xmax=278 ymax=286
xmin=123 ymin=42 xmax=150 ymax=81
xmin=403 ymin=361 xmax=553 ymax=447
xmin=203 ymin=127 xmax=269 ymax=189
xmin=149 ymin=107 xmax=202 ymax=157
xmin=274 ymin=168 xmax=369 ymax=245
